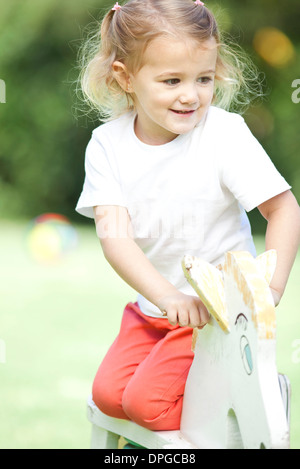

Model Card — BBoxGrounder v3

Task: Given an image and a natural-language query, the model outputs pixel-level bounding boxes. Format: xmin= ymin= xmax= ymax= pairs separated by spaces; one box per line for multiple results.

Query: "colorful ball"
xmin=25 ymin=213 xmax=78 ymax=264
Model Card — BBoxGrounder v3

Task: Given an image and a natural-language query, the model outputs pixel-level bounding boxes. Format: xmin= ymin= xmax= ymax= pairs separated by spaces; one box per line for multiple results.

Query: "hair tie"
xmin=112 ymin=2 xmax=122 ymax=10
xmin=194 ymin=0 xmax=205 ymax=5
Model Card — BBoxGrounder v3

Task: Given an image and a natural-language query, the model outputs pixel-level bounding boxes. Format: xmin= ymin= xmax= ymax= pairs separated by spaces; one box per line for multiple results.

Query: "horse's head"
xmin=182 ymin=250 xmax=277 ymax=340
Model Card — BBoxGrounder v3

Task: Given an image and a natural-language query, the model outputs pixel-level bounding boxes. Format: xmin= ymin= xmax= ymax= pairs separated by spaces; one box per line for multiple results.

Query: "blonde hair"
xmin=77 ymin=0 xmax=262 ymax=121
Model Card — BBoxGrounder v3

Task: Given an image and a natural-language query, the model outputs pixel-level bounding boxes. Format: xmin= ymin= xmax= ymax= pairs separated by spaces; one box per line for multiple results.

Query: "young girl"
xmin=76 ymin=0 xmax=300 ymax=432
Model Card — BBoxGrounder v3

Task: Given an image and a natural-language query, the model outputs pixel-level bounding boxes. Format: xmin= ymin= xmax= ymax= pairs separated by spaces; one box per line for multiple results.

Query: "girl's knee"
xmin=92 ymin=376 xmax=127 ymax=420
xmin=122 ymin=383 xmax=181 ymax=431
xmin=122 ymin=385 xmax=153 ymax=428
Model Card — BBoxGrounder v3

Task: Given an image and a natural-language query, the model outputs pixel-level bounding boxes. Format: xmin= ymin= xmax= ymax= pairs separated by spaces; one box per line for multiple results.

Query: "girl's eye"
xmin=164 ymin=78 xmax=180 ymax=86
xmin=198 ymin=76 xmax=213 ymax=84
xmin=163 ymin=77 xmax=213 ymax=86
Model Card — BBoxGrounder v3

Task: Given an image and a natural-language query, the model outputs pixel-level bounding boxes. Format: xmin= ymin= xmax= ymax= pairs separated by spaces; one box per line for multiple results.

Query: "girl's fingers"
xmin=188 ymin=299 xmax=210 ymax=328
xmin=199 ymin=305 xmax=211 ymax=326
xmin=177 ymin=309 xmax=190 ymax=327
xmin=188 ymin=305 xmax=203 ymax=328
xmin=166 ymin=306 xmax=178 ymax=326
xmin=160 ymin=294 xmax=210 ymax=328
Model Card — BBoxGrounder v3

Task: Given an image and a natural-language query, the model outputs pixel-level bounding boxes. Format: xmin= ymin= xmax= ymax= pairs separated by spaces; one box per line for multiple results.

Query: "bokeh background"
xmin=0 ymin=0 xmax=299 ymax=449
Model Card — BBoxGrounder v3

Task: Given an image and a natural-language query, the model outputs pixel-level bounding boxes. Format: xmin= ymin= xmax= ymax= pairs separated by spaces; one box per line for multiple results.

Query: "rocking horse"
xmin=87 ymin=250 xmax=290 ymax=449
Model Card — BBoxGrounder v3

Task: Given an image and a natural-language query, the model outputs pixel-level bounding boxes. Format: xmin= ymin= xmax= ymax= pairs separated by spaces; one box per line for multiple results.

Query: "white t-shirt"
xmin=76 ymin=106 xmax=290 ymax=317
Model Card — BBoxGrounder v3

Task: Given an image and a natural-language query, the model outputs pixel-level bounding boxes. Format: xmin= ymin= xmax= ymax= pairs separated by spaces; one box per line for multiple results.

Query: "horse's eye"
xmin=240 ymin=335 xmax=253 ymax=375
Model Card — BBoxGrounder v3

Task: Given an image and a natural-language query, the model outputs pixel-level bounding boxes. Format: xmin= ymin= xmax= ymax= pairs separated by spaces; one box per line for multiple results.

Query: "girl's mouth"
xmin=171 ymin=109 xmax=195 ymax=115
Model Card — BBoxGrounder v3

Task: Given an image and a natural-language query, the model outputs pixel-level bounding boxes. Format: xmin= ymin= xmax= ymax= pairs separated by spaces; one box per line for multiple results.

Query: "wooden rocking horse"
xmin=87 ymin=250 xmax=290 ymax=449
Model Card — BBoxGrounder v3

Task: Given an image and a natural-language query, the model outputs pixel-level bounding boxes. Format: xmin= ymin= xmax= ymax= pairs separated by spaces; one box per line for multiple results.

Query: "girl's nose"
xmin=179 ymin=84 xmax=199 ymax=105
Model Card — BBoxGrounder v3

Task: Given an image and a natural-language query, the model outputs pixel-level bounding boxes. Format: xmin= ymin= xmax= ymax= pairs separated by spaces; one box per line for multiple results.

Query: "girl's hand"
xmin=158 ymin=292 xmax=210 ymax=328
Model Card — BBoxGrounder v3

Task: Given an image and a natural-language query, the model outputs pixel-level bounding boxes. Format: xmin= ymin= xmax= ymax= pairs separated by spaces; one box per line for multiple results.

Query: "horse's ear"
xmin=255 ymin=250 xmax=277 ymax=285
xmin=182 ymin=256 xmax=229 ymax=333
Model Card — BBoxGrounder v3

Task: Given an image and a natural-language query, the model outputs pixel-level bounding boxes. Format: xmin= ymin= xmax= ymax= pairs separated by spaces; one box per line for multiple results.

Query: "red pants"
xmin=92 ymin=302 xmax=194 ymax=431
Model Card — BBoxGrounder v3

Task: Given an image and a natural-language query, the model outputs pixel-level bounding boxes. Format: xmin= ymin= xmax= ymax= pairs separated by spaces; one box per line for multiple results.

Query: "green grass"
xmin=0 ymin=221 xmax=299 ymax=449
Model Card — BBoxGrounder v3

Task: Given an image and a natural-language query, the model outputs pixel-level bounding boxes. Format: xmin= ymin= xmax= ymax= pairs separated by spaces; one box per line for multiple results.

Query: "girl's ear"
xmin=112 ymin=61 xmax=133 ymax=92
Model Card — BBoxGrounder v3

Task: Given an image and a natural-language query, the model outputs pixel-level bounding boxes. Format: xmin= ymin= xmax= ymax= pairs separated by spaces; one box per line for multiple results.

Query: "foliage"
xmin=0 ymin=0 xmax=102 ymax=220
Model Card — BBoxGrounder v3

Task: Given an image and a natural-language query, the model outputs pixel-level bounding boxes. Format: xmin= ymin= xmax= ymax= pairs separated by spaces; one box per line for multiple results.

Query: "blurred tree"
xmin=0 ymin=0 xmax=299 ymax=230
xmin=0 ymin=0 xmax=104 ymax=220
xmin=217 ymin=0 xmax=300 ymax=231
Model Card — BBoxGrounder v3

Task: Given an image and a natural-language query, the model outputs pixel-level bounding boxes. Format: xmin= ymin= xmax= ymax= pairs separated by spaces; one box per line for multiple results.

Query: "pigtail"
xmin=213 ymin=37 xmax=264 ymax=114
xmin=77 ymin=6 xmax=134 ymax=121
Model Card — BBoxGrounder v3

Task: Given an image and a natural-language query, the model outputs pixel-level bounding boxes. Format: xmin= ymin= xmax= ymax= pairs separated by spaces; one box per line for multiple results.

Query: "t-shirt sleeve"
xmin=75 ymin=132 xmax=126 ymax=219
xmin=219 ymin=115 xmax=291 ymax=212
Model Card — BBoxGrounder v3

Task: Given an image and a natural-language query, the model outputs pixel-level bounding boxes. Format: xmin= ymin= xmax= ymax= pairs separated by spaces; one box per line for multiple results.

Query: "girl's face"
xmin=129 ymin=36 xmax=217 ymax=145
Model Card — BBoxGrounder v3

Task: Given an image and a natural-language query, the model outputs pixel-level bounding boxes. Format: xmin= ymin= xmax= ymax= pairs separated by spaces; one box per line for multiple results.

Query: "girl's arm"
xmin=93 ymin=205 xmax=210 ymax=328
xmin=258 ymin=190 xmax=300 ymax=305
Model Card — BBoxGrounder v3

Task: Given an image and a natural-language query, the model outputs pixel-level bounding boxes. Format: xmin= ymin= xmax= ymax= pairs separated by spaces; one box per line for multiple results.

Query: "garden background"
xmin=0 ymin=0 xmax=299 ymax=449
